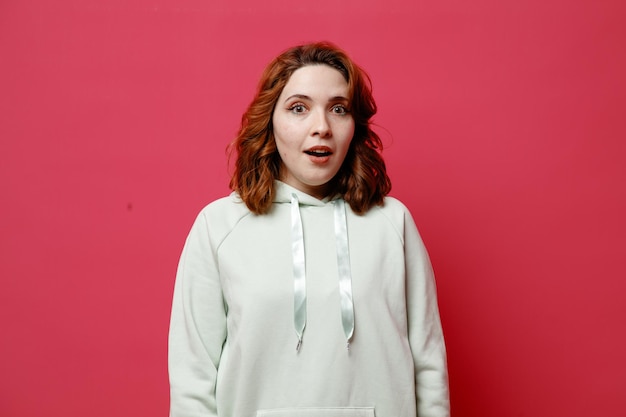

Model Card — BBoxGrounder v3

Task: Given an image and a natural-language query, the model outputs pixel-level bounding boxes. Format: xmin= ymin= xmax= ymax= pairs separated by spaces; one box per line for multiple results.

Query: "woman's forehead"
xmin=280 ymin=65 xmax=349 ymax=100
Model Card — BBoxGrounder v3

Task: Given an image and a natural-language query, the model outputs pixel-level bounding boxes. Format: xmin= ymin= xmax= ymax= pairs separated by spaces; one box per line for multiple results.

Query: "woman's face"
xmin=272 ymin=64 xmax=355 ymax=199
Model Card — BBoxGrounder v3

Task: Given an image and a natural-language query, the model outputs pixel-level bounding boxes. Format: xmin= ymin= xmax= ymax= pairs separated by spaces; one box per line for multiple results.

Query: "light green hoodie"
xmin=169 ymin=181 xmax=449 ymax=417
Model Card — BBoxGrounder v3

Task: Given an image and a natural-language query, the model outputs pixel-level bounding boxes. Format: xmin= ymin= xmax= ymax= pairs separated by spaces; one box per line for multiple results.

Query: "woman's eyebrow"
xmin=283 ymin=94 xmax=312 ymax=102
xmin=283 ymin=94 xmax=349 ymax=103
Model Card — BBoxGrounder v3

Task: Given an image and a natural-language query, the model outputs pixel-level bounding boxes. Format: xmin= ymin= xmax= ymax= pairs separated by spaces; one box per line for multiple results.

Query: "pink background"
xmin=1 ymin=0 xmax=625 ymax=416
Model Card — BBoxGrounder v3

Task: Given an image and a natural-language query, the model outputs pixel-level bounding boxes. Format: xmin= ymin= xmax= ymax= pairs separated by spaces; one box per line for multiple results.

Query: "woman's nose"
xmin=311 ymin=110 xmax=331 ymax=138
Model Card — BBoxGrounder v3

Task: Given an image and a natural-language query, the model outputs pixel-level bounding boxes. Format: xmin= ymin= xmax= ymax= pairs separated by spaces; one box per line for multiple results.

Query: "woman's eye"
xmin=290 ymin=104 xmax=306 ymax=114
xmin=332 ymin=105 xmax=348 ymax=115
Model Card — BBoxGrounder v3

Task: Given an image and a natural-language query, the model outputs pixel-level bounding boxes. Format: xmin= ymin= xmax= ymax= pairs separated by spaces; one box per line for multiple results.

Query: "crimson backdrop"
xmin=1 ymin=1 xmax=625 ymax=416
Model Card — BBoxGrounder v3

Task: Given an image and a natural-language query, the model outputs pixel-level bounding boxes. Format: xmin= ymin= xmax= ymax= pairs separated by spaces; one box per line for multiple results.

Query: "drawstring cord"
xmin=291 ymin=193 xmax=307 ymax=351
xmin=334 ymin=199 xmax=355 ymax=350
xmin=290 ymin=193 xmax=355 ymax=351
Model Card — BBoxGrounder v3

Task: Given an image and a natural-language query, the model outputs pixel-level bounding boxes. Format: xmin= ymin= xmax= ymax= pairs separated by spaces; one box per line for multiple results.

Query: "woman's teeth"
xmin=305 ymin=150 xmax=331 ymax=156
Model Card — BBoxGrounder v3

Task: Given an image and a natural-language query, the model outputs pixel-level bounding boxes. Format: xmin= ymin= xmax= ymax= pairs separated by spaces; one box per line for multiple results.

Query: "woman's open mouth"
xmin=304 ymin=146 xmax=332 ymax=157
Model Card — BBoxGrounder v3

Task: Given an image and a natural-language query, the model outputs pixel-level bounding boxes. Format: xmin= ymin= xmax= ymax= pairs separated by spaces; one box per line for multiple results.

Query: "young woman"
xmin=169 ymin=42 xmax=450 ymax=417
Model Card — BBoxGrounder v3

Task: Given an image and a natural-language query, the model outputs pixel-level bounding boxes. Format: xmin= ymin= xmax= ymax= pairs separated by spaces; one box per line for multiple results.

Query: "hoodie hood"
xmin=272 ymin=181 xmax=355 ymax=352
xmin=272 ymin=181 xmax=339 ymax=206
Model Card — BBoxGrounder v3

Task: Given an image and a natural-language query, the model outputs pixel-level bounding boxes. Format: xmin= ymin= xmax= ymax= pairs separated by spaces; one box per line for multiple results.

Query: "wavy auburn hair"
xmin=229 ymin=42 xmax=391 ymax=214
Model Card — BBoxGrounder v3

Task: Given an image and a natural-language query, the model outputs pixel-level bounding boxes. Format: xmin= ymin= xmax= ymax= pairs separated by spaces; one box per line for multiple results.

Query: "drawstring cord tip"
xmin=296 ymin=338 xmax=302 ymax=352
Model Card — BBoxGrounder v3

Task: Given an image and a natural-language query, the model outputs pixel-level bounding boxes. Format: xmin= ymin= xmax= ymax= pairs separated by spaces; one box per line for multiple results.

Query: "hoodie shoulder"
xmin=375 ymin=196 xmax=413 ymax=221
xmin=381 ymin=196 xmax=412 ymax=213
xmin=193 ymin=193 xmax=252 ymax=246
xmin=365 ymin=196 xmax=418 ymax=242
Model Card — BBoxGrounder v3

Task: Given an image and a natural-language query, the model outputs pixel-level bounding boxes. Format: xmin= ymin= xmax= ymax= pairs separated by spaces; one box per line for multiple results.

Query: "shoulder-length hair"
xmin=228 ymin=41 xmax=391 ymax=215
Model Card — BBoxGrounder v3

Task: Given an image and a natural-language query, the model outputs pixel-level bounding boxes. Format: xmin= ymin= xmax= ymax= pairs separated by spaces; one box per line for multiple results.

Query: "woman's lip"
xmin=304 ymin=146 xmax=333 ymax=163
xmin=304 ymin=146 xmax=333 ymax=156
xmin=306 ymin=153 xmax=331 ymax=164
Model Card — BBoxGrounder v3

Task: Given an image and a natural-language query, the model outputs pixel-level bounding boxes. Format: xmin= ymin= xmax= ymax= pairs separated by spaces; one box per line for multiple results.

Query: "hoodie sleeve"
xmin=169 ymin=210 xmax=227 ymax=417
xmin=403 ymin=208 xmax=450 ymax=417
